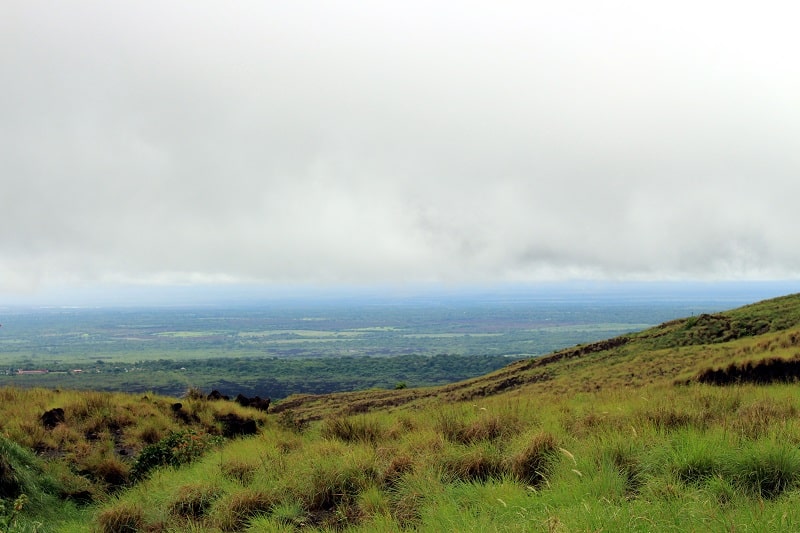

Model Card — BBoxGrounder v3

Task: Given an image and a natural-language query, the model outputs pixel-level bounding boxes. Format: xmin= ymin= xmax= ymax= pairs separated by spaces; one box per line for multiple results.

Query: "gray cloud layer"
xmin=2 ymin=1 xmax=800 ymax=293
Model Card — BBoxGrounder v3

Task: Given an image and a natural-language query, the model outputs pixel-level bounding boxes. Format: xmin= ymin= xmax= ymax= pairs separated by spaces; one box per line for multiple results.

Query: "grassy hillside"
xmin=3 ymin=293 xmax=800 ymax=531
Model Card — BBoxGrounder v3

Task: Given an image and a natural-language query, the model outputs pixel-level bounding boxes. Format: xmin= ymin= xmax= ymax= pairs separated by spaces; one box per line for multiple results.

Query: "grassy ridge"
xmin=77 ymin=385 xmax=800 ymax=531
xmin=4 ymin=292 xmax=800 ymax=531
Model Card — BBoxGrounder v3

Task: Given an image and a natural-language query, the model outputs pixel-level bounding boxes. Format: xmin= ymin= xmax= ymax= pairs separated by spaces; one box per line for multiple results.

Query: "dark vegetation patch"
xmin=638 ymin=294 xmax=800 ymax=349
xmin=234 ymin=393 xmax=271 ymax=412
xmin=526 ymin=336 xmax=631 ymax=367
xmin=130 ymin=430 xmax=223 ymax=482
xmin=216 ymin=413 xmax=259 ymax=438
xmin=694 ymin=355 xmax=800 ymax=386
xmin=40 ymin=408 xmax=65 ymax=430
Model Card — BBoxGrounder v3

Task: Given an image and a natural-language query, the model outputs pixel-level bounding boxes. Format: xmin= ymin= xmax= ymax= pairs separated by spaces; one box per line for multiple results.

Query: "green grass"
xmin=8 ymin=292 xmax=800 ymax=531
xmin=54 ymin=383 xmax=798 ymax=531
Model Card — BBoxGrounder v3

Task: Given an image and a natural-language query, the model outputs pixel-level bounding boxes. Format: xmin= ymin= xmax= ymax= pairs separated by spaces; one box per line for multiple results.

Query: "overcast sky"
xmin=2 ymin=1 xmax=800 ymax=298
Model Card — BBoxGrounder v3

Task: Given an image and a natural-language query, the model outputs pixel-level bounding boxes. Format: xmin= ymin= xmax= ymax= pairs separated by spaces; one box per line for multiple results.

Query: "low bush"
xmin=130 ymin=430 xmax=223 ymax=481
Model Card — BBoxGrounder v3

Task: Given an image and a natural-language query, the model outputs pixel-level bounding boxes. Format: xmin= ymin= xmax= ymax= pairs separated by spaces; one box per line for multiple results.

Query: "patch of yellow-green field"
xmin=403 ymin=333 xmax=504 ymax=338
xmin=530 ymin=322 xmax=653 ymax=333
xmin=153 ymin=331 xmax=221 ymax=338
xmin=238 ymin=330 xmax=364 ymax=338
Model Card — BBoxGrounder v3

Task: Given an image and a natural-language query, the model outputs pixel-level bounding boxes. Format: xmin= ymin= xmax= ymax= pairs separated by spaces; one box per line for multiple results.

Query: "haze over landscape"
xmin=2 ymin=2 xmax=799 ymax=303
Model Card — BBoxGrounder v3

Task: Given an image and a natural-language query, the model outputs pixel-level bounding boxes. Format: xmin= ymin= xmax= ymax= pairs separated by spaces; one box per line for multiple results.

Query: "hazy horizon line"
xmin=2 ymin=279 xmax=798 ymax=309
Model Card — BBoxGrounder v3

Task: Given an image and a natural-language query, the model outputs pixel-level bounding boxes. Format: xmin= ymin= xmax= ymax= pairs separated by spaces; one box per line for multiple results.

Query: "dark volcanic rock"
xmin=207 ymin=389 xmax=229 ymax=401
xmin=40 ymin=407 xmax=66 ymax=429
xmin=216 ymin=413 xmax=258 ymax=438
xmin=235 ymin=394 xmax=270 ymax=412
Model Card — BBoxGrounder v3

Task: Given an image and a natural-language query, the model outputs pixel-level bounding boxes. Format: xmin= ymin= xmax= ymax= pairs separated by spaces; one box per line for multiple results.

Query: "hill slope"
xmin=271 ymin=292 xmax=800 ymax=420
xmin=5 ymin=292 xmax=800 ymax=532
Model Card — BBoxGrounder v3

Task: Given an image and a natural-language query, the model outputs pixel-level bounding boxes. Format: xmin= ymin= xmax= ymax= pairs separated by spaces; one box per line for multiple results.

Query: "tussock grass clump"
xmin=435 ymin=406 xmax=523 ymax=444
xmin=381 ymin=454 xmax=415 ymax=488
xmin=507 ymin=431 xmax=559 ymax=487
xmin=596 ymin=435 xmax=646 ymax=496
xmin=0 ymin=435 xmax=67 ymax=524
xmin=655 ymin=431 xmax=725 ymax=486
xmin=725 ymin=440 xmax=800 ymax=498
xmin=84 ymin=452 xmax=130 ymax=489
xmin=301 ymin=458 xmax=379 ymax=513
xmin=358 ymin=485 xmax=392 ymax=518
xmin=439 ymin=442 xmax=506 ymax=483
xmin=321 ymin=415 xmax=385 ymax=444
xmin=264 ymin=500 xmax=308 ymax=529
xmin=95 ymin=502 xmax=145 ymax=533
xmin=389 ymin=469 xmax=442 ymax=529
xmin=169 ymin=482 xmax=223 ymax=519
xmin=276 ymin=409 xmax=309 ymax=433
xmin=220 ymin=458 xmax=259 ymax=485
xmin=640 ymin=404 xmax=699 ymax=431
xmin=270 ymin=443 xmax=382 ymax=529
xmin=566 ymin=410 xmax=628 ymax=438
xmin=210 ymin=489 xmax=277 ymax=531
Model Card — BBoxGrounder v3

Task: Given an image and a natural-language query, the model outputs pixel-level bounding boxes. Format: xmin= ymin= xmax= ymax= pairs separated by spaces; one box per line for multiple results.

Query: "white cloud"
xmin=2 ymin=1 xmax=800 ymax=296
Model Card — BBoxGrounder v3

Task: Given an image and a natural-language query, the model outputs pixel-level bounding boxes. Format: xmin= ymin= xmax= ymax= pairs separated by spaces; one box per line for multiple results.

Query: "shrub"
xmin=0 ymin=495 xmax=28 ymax=532
xmin=130 ymin=430 xmax=222 ymax=481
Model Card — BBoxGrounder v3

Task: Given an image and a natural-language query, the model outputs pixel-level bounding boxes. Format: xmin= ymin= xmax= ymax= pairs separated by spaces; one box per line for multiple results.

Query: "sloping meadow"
xmin=79 ymin=382 xmax=800 ymax=532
